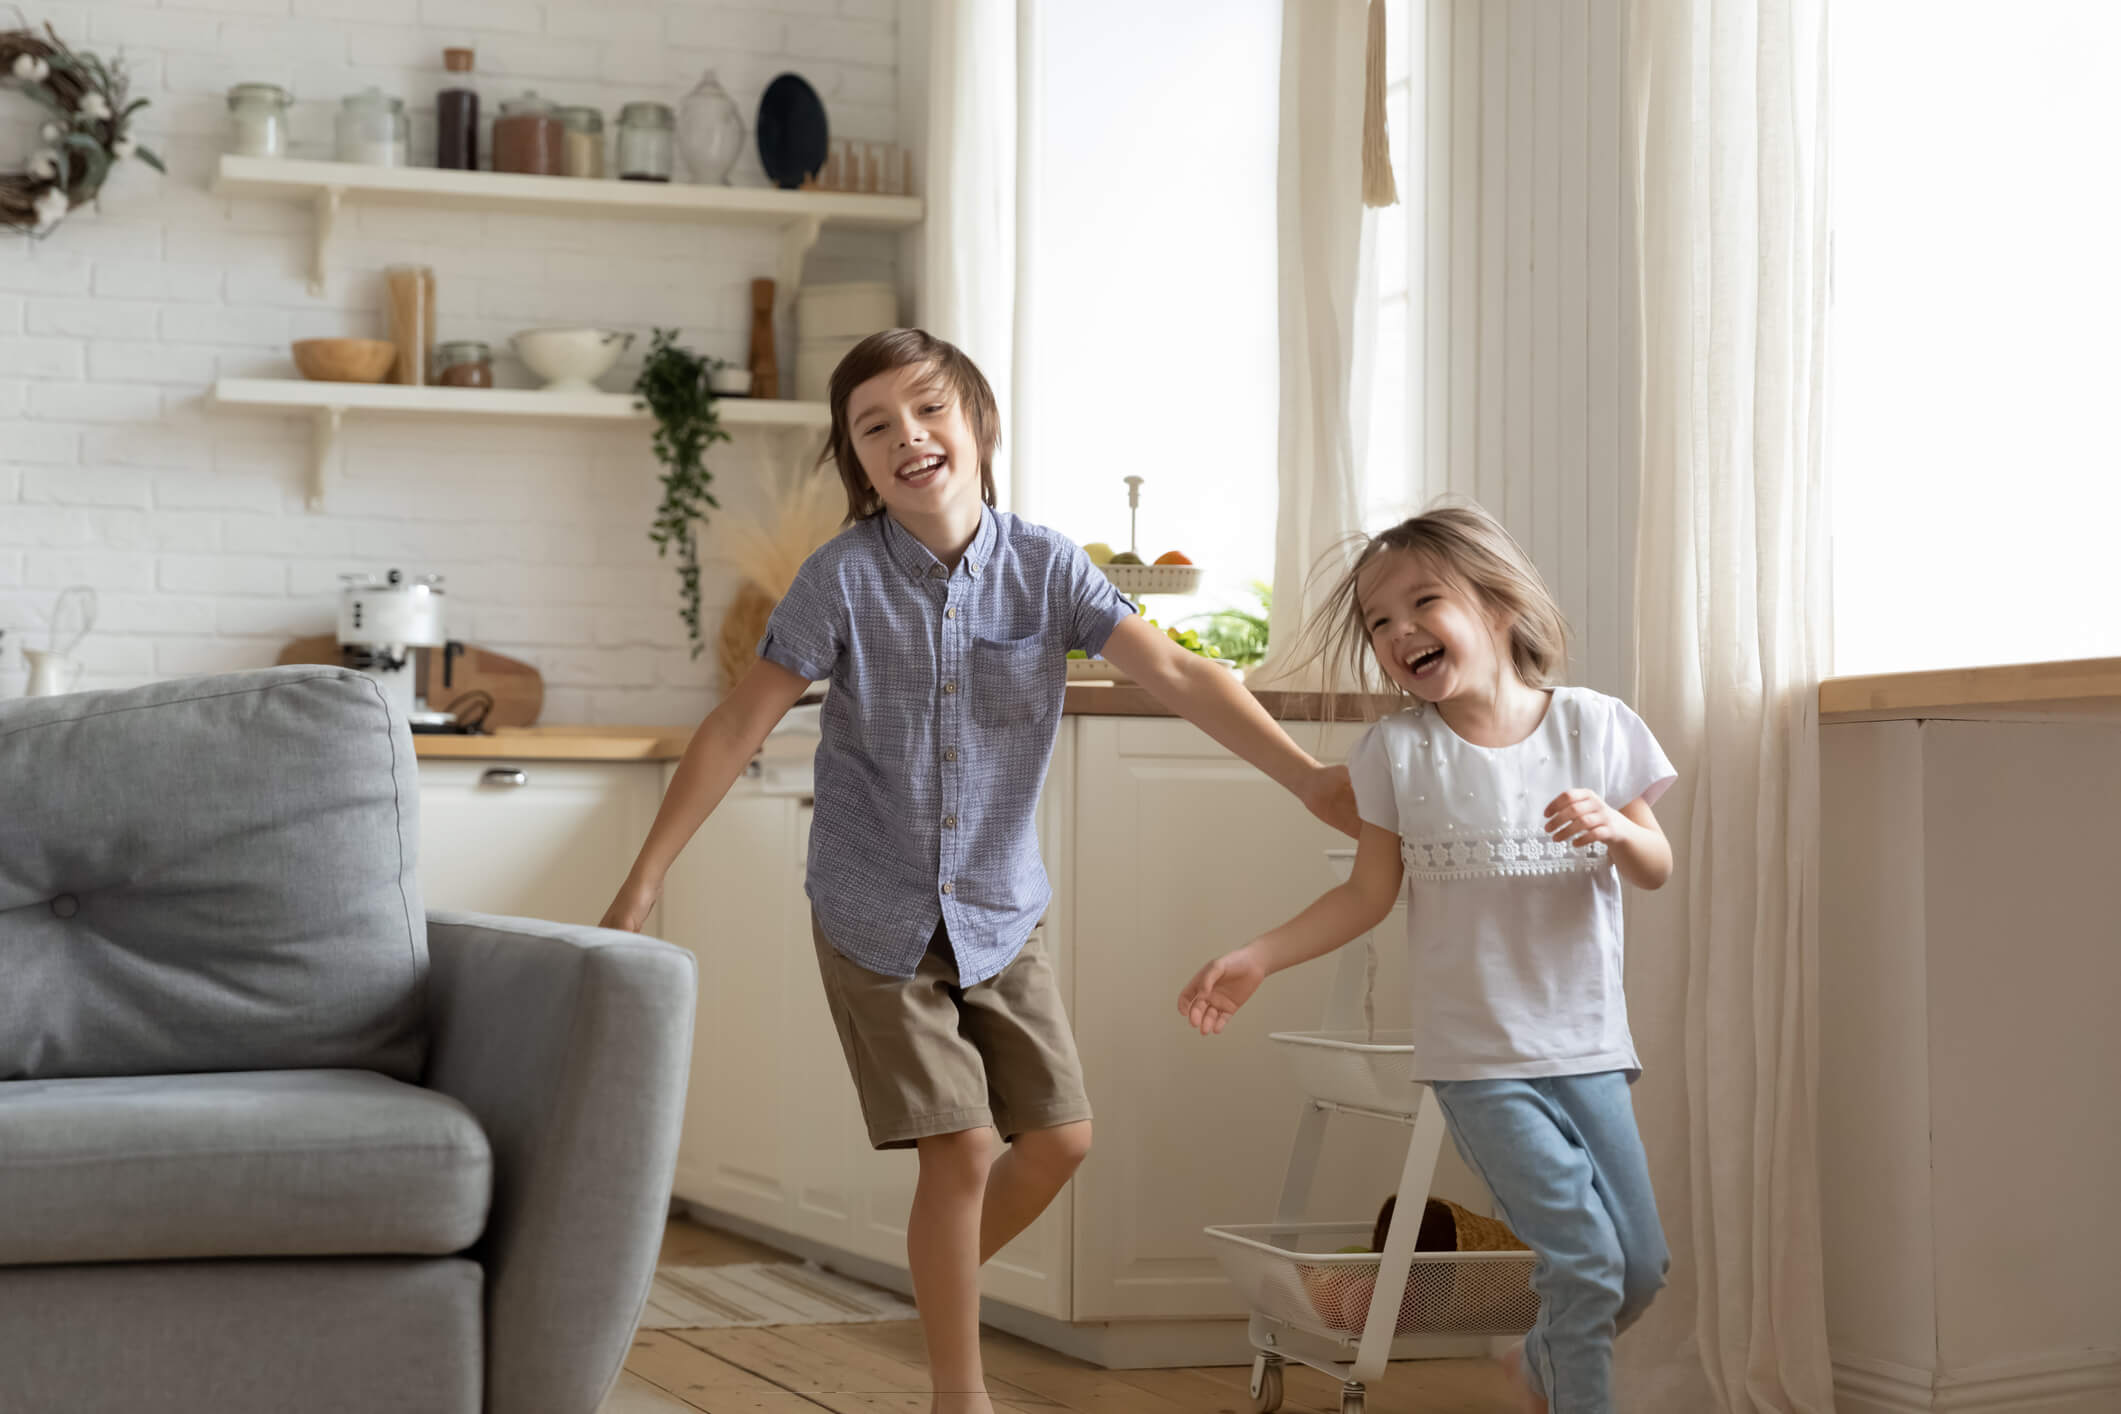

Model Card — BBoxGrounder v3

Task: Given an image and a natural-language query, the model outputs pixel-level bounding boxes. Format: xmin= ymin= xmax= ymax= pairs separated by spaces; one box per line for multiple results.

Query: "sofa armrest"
xmin=423 ymin=910 xmax=696 ymax=1414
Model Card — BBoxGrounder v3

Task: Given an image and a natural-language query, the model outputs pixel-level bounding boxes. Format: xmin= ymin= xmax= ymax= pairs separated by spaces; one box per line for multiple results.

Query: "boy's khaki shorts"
xmin=811 ymin=913 xmax=1092 ymax=1150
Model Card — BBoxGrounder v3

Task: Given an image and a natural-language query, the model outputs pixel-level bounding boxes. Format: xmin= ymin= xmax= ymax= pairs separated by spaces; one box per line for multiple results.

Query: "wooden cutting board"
xmin=277 ymin=636 xmax=545 ymax=728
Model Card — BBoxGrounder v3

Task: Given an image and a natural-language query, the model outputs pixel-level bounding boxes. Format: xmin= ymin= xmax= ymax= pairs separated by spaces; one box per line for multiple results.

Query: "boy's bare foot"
xmin=1499 ymin=1343 xmax=1548 ymax=1414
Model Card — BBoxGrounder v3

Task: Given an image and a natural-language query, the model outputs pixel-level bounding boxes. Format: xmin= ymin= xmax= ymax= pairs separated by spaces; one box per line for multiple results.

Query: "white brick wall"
xmin=1 ymin=0 xmax=905 ymax=722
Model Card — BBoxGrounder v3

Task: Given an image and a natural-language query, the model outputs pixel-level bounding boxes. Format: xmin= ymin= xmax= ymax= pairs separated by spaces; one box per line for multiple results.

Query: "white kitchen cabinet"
xmin=416 ymin=759 xmax=662 ymax=929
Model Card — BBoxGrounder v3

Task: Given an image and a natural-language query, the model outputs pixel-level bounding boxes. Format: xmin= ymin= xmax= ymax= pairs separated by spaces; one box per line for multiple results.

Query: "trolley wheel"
xmin=1248 ymin=1354 xmax=1284 ymax=1413
xmin=1338 ymin=1383 xmax=1365 ymax=1414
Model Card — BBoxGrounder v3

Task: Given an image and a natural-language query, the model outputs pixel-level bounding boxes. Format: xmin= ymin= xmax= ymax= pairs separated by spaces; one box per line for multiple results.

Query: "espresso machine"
xmin=337 ymin=569 xmax=460 ymax=730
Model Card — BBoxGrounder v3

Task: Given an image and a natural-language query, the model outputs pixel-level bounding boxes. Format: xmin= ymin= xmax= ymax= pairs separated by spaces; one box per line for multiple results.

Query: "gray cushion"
xmin=0 ymin=1069 xmax=490 ymax=1265
xmin=0 ymin=666 xmax=427 ymax=1081
xmin=0 ymin=1257 xmax=482 ymax=1414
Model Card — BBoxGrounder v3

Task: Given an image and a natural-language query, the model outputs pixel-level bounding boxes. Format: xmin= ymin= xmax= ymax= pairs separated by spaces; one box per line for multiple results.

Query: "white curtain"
xmin=1623 ymin=2 xmax=1836 ymax=1411
xmin=918 ymin=0 xmax=1020 ymax=504
xmin=1248 ymin=0 xmax=1373 ymax=690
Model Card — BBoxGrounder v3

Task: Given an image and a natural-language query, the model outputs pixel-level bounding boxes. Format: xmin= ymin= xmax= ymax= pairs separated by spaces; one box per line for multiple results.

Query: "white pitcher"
xmin=24 ymin=649 xmax=81 ymax=697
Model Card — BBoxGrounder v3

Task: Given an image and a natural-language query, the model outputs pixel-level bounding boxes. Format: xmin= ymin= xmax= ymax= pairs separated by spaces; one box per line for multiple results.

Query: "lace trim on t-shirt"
xmin=1400 ymin=828 xmax=1609 ymax=882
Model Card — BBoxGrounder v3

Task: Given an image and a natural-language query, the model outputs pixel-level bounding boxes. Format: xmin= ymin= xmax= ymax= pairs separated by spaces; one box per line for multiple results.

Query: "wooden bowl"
xmin=292 ymin=338 xmax=397 ymax=383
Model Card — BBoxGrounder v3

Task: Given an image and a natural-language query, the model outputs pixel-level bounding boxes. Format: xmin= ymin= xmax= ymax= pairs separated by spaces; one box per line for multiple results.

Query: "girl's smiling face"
xmin=1356 ymin=549 xmax=1510 ymax=702
xmin=846 ymin=363 xmax=982 ymax=524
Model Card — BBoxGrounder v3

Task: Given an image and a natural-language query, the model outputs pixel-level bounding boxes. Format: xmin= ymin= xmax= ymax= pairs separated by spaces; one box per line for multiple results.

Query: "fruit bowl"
xmin=291 ymin=338 xmax=397 ymax=383
xmin=1099 ymin=562 xmax=1203 ymax=597
xmin=512 ymin=327 xmax=635 ymax=393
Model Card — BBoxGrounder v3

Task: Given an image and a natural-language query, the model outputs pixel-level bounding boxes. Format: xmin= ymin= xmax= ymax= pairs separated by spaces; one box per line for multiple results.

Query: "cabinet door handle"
xmin=480 ymin=768 xmax=528 ymax=787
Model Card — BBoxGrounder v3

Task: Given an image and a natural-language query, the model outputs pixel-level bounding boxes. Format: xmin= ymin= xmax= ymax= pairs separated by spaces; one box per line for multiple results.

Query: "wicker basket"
xmin=1099 ymin=562 xmax=1204 ymax=597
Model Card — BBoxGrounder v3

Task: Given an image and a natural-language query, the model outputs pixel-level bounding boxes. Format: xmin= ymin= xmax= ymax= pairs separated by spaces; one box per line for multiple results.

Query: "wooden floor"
xmin=607 ymin=1217 xmax=1520 ymax=1414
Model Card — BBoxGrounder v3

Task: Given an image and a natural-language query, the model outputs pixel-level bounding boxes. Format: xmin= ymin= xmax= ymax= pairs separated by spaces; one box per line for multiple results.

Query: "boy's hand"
xmin=1178 ymin=946 xmax=1268 ymax=1036
xmin=1301 ymin=763 xmax=1360 ymax=838
xmin=1542 ymin=787 xmax=1629 ymax=848
xmin=600 ymin=874 xmax=663 ymax=933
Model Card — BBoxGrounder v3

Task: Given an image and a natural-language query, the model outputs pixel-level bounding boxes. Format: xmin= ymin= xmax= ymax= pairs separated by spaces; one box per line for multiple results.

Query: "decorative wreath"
xmin=2 ymin=22 xmax=161 ymax=235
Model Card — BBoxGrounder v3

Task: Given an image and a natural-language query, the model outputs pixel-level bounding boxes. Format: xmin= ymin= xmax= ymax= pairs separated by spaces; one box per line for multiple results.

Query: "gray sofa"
xmin=0 ymin=666 xmax=697 ymax=1414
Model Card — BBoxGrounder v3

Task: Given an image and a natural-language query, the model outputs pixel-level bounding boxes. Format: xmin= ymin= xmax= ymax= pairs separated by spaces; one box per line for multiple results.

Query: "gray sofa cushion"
xmin=0 ymin=1069 xmax=490 ymax=1265
xmin=0 ymin=666 xmax=427 ymax=1081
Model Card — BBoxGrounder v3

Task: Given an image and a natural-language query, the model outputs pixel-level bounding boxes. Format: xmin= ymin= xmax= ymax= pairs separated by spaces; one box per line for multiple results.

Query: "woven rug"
xmin=639 ymin=1263 xmax=918 ymax=1330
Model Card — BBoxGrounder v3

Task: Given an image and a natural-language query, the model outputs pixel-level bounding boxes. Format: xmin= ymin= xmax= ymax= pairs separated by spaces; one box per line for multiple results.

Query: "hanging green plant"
xmin=3 ymin=23 xmax=164 ymax=235
xmin=635 ymin=329 xmax=730 ymax=659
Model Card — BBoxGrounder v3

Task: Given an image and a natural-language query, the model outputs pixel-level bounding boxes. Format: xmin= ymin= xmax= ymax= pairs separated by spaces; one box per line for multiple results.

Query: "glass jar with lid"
xmin=558 ymin=106 xmax=605 ymax=179
xmin=616 ymin=102 xmax=675 ymax=182
xmin=493 ymin=91 xmax=563 ymax=176
xmin=434 ymin=341 xmax=494 ymax=388
xmin=336 ymin=88 xmax=408 ymax=167
xmin=227 ymin=83 xmax=292 ymax=159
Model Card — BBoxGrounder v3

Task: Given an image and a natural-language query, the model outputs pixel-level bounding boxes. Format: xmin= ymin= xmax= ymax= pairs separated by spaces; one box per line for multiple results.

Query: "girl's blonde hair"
xmin=1292 ymin=500 xmax=1571 ymax=711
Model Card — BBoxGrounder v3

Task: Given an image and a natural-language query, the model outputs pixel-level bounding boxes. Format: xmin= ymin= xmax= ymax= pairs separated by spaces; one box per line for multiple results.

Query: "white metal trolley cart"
xmin=1204 ymin=851 xmax=1540 ymax=1414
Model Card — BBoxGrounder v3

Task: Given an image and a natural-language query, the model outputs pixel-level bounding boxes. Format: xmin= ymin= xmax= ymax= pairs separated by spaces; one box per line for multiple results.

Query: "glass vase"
xmin=676 ymin=70 xmax=745 ymax=185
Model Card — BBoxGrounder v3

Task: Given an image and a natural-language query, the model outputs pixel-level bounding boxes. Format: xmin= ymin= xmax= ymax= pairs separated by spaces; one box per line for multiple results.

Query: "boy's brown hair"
xmin=820 ymin=328 xmax=1001 ymax=522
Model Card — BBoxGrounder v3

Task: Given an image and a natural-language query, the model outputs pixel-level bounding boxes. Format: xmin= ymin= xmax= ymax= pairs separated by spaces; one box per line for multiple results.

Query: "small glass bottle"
xmin=493 ymin=92 xmax=562 ymax=176
xmin=437 ymin=48 xmax=478 ymax=171
xmin=434 ymin=341 xmax=494 ymax=388
xmin=675 ymin=70 xmax=743 ymax=185
xmin=616 ymin=102 xmax=675 ymax=182
xmin=226 ymin=83 xmax=292 ymax=159
xmin=336 ymin=88 xmax=408 ymax=167
xmin=558 ymin=106 xmax=605 ymax=179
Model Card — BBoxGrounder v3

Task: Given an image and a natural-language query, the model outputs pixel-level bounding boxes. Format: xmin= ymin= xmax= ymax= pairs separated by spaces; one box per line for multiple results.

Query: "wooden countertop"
xmin=1820 ymin=656 xmax=2121 ymax=724
xmin=411 ymin=687 xmax=1393 ymax=761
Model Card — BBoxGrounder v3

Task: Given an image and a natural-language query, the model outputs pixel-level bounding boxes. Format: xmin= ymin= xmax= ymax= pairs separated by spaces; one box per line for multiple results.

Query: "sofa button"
xmin=51 ymin=894 xmax=79 ymax=919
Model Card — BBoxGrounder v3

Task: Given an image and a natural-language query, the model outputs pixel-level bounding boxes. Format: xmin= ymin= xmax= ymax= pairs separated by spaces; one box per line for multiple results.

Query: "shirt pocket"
xmin=973 ymin=633 xmax=1055 ymax=729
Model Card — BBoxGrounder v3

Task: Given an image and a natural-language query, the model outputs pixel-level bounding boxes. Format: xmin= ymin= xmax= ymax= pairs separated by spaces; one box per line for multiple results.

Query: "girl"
xmin=1177 ymin=504 xmax=1674 ymax=1414
xmin=604 ymin=328 xmax=1358 ymax=1414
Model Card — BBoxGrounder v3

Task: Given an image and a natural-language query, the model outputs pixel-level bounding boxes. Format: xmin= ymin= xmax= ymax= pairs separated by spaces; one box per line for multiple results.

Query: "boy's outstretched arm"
xmin=601 ymin=657 xmax=813 ymax=931
xmin=1100 ymin=613 xmax=1359 ymax=838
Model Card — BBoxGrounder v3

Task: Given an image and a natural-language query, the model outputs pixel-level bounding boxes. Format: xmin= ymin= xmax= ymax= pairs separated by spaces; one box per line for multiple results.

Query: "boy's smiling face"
xmin=847 ymin=362 xmax=983 ymax=526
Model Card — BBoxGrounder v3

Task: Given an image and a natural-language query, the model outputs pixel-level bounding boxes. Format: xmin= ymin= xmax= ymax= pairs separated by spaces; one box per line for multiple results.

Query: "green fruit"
xmin=1067 ymin=649 xmax=1087 ymax=660
xmin=1108 ymin=551 xmax=1144 ymax=565
xmin=1083 ymin=541 xmax=1114 ymax=565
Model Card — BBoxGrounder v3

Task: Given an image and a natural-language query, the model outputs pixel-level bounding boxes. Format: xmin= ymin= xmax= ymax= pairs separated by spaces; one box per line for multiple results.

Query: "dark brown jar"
xmin=434 ymin=341 xmax=494 ymax=388
xmin=437 ymin=48 xmax=478 ymax=170
xmin=493 ymin=92 xmax=562 ymax=176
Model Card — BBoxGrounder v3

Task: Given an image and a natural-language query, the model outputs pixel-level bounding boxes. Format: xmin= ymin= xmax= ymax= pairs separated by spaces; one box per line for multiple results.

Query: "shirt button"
xmin=942 ymin=680 xmax=957 ymax=694
xmin=945 ymin=607 xmax=956 ymax=619
xmin=943 ymin=747 xmax=958 ymax=762
xmin=943 ymin=815 xmax=957 ymax=828
xmin=929 ymin=565 xmax=947 ymax=580
xmin=941 ymin=882 xmax=954 ymax=895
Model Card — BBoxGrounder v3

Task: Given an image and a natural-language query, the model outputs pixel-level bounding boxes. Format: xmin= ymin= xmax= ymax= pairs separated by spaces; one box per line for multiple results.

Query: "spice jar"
xmin=558 ymin=106 xmax=605 ymax=179
xmin=493 ymin=91 xmax=562 ymax=176
xmin=336 ymin=88 xmax=408 ymax=167
xmin=227 ymin=83 xmax=292 ymax=159
xmin=616 ymin=102 xmax=674 ymax=182
xmin=437 ymin=48 xmax=478 ymax=171
xmin=434 ymin=341 xmax=494 ymax=388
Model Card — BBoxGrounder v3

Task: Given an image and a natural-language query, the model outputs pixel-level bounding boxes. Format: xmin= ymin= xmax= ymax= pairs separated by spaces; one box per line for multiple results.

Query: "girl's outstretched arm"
xmin=601 ymin=657 xmax=813 ymax=931
xmin=1178 ymin=822 xmax=1404 ymax=1035
xmin=1101 ymin=612 xmax=1359 ymax=837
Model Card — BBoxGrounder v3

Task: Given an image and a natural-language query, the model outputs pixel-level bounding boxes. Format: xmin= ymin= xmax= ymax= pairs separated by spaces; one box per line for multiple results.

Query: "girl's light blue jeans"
xmin=1428 ymin=1072 xmax=1667 ymax=1414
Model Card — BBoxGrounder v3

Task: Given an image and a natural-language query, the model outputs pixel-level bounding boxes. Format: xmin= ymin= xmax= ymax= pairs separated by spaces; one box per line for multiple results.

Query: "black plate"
xmin=756 ymin=73 xmax=829 ymax=190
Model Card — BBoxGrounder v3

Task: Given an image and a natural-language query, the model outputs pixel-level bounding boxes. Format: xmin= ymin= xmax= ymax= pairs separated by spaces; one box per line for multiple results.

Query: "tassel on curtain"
xmin=1361 ymin=0 xmax=1398 ymax=207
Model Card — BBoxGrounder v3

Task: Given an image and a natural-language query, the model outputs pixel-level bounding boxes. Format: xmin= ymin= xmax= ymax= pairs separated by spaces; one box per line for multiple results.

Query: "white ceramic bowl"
xmin=512 ymin=328 xmax=634 ymax=393
xmin=709 ymin=365 xmax=754 ymax=396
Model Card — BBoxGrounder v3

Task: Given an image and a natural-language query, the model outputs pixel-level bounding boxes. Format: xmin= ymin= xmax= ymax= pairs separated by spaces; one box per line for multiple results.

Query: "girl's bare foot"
xmin=1499 ymin=1343 xmax=1548 ymax=1414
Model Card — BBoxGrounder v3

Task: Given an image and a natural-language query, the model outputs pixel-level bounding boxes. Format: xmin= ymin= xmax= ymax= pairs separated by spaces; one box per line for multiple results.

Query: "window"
xmin=1829 ymin=2 xmax=2121 ymax=675
xmin=1020 ymin=0 xmax=1281 ymax=618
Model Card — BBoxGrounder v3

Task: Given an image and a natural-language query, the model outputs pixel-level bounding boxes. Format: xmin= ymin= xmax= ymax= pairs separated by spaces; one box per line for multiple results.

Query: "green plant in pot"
xmin=1184 ymin=579 xmax=1272 ymax=669
xmin=635 ymin=329 xmax=730 ymax=659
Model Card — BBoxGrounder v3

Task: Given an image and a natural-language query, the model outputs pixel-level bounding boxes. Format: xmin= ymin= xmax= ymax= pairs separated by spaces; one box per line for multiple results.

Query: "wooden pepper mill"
xmin=749 ymin=278 xmax=779 ymax=400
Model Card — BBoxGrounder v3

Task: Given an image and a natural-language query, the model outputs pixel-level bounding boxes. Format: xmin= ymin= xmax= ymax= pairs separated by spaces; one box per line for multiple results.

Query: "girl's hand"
xmin=600 ymin=874 xmax=663 ymax=933
xmin=1543 ymin=788 xmax=1629 ymax=848
xmin=1178 ymin=946 xmax=1268 ymax=1035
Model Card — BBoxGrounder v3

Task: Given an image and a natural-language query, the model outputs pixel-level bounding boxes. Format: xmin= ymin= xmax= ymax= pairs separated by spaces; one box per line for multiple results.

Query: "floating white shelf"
xmin=210 ymin=377 xmax=829 ymax=511
xmin=212 ymin=154 xmax=923 ymax=298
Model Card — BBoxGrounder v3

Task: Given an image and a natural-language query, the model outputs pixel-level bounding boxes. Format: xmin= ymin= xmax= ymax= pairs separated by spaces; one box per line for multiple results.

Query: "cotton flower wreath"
xmin=3 ymin=23 xmax=163 ymax=236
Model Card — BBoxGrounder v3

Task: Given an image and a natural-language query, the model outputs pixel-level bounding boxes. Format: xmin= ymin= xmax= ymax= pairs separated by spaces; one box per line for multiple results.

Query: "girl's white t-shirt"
xmin=1346 ymin=687 xmax=1677 ymax=1083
